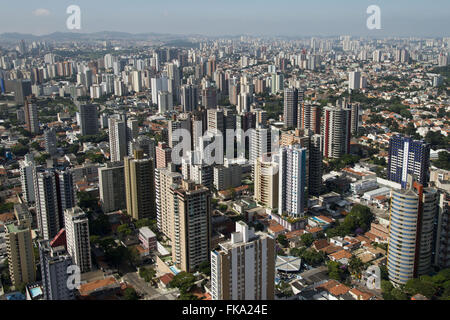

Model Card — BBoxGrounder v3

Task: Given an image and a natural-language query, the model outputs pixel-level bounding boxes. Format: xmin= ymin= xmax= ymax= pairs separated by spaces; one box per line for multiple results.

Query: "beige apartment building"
xmin=124 ymin=151 xmax=156 ymax=220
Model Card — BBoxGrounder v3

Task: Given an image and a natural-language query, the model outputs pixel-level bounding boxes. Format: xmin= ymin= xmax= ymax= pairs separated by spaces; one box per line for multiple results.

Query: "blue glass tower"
xmin=387 ymin=135 xmax=430 ymax=189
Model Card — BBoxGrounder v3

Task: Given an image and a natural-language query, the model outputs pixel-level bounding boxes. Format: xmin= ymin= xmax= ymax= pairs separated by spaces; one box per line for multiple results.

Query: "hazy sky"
xmin=1 ymin=0 xmax=449 ymax=37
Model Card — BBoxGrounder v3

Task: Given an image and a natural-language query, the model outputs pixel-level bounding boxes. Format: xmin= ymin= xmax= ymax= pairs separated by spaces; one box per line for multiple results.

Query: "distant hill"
xmin=0 ymin=31 xmax=197 ymax=42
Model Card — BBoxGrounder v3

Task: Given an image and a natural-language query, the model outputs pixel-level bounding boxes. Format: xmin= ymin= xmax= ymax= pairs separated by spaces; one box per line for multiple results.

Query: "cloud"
xmin=33 ymin=8 xmax=51 ymax=17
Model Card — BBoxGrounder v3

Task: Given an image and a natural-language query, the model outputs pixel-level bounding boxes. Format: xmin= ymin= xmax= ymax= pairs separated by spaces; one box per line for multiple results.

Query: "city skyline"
xmin=0 ymin=0 xmax=449 ymax=37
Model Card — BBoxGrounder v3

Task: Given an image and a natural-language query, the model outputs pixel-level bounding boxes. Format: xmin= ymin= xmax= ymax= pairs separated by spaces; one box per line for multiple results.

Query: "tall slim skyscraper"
xmin=349 ymin=71 xmax=361 ymax=90
xmin=308 ymin=134 xmax=323 ymax=196
xmin=108 ymin=117 xmax=128 ymax=162
xmin=64 ymin=207 xmax=92 ymax=273
xmin=436 ymin=192 xmax=450 ymax=269
xmin=155 ymin=142 xmax=172 ymax=169
xmin=211 ymin=221 xmax=275 ymax=300
xmin=98 ymin=162 xmax=126 ymax=213
xmin=387 ymin=135 xmax=431 ymax=189
xmin=5 ymin=219 xmax=36 ymax=287
xmin=24 ymin=96 xmax=39 ymax=134
xmin=322 ymin=105 xmax=351 ymax=159
xmin=201 ymin=87 xmax=217 ymax=109
xmin=155 ymin=164 xmax=182 ymax=239
xmin=79 ymin=104 xmax=99 ymax=136
xmin=34 ymin=169 xmax=76 ymax=240
xmin=387 ymin=179 xmax=438 ymax=285
xmin=300 ymin=104 xmax=321 ymax=134
xmin=20 ymin=154 xmax=36 ymax=204
xmin=254 ymin=154 xmax=279 ymax=210
xmin=349 ymin=103 xmax=361 ymax=135
xmin=44 ymin=128 xmax=58 ymax=156
xmin=35 ymin=171 xmax=61 ymax=240
xmin=278 ymin=145 xmax=308 ymax=217
xmin=181 ymin=84 xmax=198 ymax=112
xmin=170 ymin=180 xmax=211 ymax=273
xmin=283 ymin=87 xmax=299 ymax=128
xmin=39 ymin=240 xmax=75 ymax=300
xmin=124 ymin=153 xmax=156 ymax=220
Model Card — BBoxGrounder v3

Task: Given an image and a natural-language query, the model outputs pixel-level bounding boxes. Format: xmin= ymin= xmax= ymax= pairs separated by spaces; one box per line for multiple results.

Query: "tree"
xmin=300 ymin=233 xmax=314 ymax=247
xmin=327 ymin=261 xmax=348 ymax=281
xmin=11 ymin=144 xmax=29 ymax=157
xmin=168 ymin=272 xmax=196 ymax=294
xmin=139 ymin=267 xmax=156 ymax=283
xmin=433 ymin=152 xmax=450 ymax=170
xmin=277 ymin=234 xmax=288 ymax=248
xmin=348 ymin=256 xmax=364 ymax=277
xmin=198 ymin=261 xmax=211 ymax=276
xmin=404 ymin=278 xmax=438 ymax=299
xmin=178 ymin=292 xmax=200 ymax=300
xmin=123 ymin=287 xmax=139 ymax=300
xmin=117 ymin=224 xmax=132 ymax=237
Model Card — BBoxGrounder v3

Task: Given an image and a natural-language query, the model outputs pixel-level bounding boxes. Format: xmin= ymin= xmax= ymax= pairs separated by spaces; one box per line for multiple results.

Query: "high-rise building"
xmin=158 ymin=91 xmax=173 ymax=114
xmin=283 ymin=87 xmax=299 ymax=129
xmin=250 ymin=126 xmax=274 ymax=171
xmin=24 ymin=96 xmax=39 ymax=134
xmin=201 ymin=87 xmax=217 ymax=109
xmin=15 ymin=80 xmax=32 ymax=105
xmin=78 ymin=104 xmax=99 ymax=136
xmin=181 ymin=84 xmax=198 ymax=112
xmin=322 ymin=105 xmax=351 ymax=159
xmin=387 ymin=179 xmax=438 ymax=285
xmin=98 ymin=162 xmax=126 ymax=213
xmin=129 ymin=136 xmax=155 ymax=160
xmin=170 ymin=180 xmax=211 ymax=273
xmin=387 ymin=135 xmax=431 ymax=189
xmin=5 ymin=219 xmax=36 ymax=287
xmin=20 ymin=154 xmax=36 ymax=203
xmin=34 ymin=169 xmax=76 ymax=240
xmin=44 ymin=128 xmax=58 ymax=156
xmin=155 ymin=164 xmax=182 ymax=238
xmin=435 ymin=192 xmax=450 ymax=269
xmin=254 ymin=154 xmax=279 ymax=209
xmin=64 ymin=207 xmax=92 ymax=273
xmin=124 ymin=153 xmax=156 ymax=220
xmin=349 ymin=71 xmax=361 ymax=90
xmin=155 ymin=142 xmax=172 ymax=169
xmin=300 ymin=104 xmax=321 ymax=134
xmin=349 ymin=103 xmax=361 ymax=135
xmin=34 ymin=171 xmax=60 ymax=240
xmin=108 ymin=117 xmax=128 ymax=162
xmin=213 ymin=164 xmax=242 ymax=191
xmin=279 ymin=145 xmax=307 ymax=217
xmin=132 ymin=70 xmax=142 ymax=93
xmin=211 ymin=221 xmax=275 ymax=300
xmin=39 ymin=240 xmax=75 ymax=300
xmin=308 ymin=134 xmax=323 ymax=196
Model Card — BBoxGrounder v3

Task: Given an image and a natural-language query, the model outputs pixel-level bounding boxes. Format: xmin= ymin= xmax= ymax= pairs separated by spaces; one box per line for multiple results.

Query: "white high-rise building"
xmin=20 ymin=154 xmax=36 ymax=203
xmin=109 ymin=117 xmax=128 ymax=163
xmin=158 ymin=91 xmax=173 ymax=114
xmin=64 ymin=207 xmax=92 ymax=273
xmin=211 ymin=221 xmax=275 ymax=300
xmin=151 ymin=76 xmax=169 ymax=105
xmin=278 ymin=145 xmax=308 ymax=218
xmin=39 ymin=240 xmax=75 ymax=300
xmin=132 ymin=70 xmax=142 ymax=93
xmin=349 ymin=71 xmax=361 ymax=90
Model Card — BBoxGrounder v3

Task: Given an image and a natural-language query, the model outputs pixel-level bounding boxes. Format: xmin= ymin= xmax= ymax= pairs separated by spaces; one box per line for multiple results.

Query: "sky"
xmin=0 ymin=0 xmax=449 ymax=37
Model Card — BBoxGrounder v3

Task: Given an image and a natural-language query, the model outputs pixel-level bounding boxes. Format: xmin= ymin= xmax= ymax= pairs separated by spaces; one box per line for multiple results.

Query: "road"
xmin=122 ymin=272 xmax=178 ymax=300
